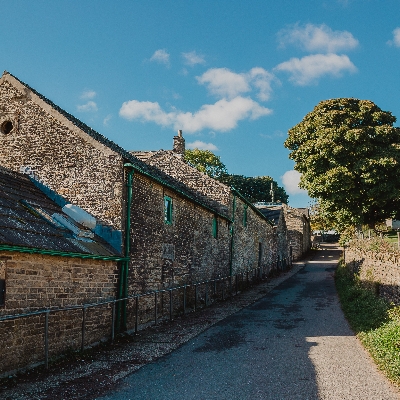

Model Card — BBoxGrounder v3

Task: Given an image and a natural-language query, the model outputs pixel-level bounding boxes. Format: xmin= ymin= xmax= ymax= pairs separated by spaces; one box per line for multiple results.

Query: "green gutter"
xmin=230 ymin=187 xmax=274 ymax=227
xmin=0 ymin=245 xmax=128 ymax=261
xmin=123 ymin=163 xmax=232 ymax=223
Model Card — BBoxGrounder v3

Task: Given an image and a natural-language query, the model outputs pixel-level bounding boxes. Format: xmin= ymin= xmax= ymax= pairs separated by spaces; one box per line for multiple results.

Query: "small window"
xmin=164 ymin=196 xmax=173 ymax=225
xmin=212 ymin=216 xmax=218 ymax=238
xmin=243 ymin=204 xmax=248 ymax=227
xmin=1 ymin=120 xmax=13 ymax=135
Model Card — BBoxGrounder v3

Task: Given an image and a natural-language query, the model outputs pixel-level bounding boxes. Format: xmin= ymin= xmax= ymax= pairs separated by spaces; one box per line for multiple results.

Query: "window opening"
xmin=164 ymin=196 xmax=173 ymax=224
xmin=1 ymin=120 xmax=13 ymax=135
xmin=212 ymin=216 xmax=218 ymax=238
xmin=243 ymin=204 xmax=248 ymax=227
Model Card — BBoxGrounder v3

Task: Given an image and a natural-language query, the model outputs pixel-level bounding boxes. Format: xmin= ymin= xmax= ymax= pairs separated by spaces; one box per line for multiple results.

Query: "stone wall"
xmin=231 ymin=198 xmax=276 ymax=276
xmin=137 ymin=151 xmax=231 ymax=216
xmin=0 ymin=76 xmax=125 ymax=230
xmin=124 ymin=172 xmax=232 ymax=327
xmin=344 ymin=246 xmax=400 ymax=304
xmin=128 ymin=173 xmax=231 ymax=293
xmin=284 ymin=205 xmax=311 ymax=260
xmin=0 ymin=252 xmax=118 ymax=375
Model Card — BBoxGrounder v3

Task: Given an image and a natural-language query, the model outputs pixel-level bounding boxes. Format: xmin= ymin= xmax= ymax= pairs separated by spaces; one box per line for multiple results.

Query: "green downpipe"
xmin=120 ymin=165 xmax=134 ymax=331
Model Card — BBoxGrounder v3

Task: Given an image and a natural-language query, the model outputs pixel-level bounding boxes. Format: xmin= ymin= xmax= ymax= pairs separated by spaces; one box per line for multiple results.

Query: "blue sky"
xmin=2 ymin=0 xmax=400 ymax=207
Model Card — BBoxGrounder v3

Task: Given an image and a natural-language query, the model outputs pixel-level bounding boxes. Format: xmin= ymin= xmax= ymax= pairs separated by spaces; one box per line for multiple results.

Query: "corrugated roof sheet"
xmin=0 ymin=166 xmax=120 ymax=257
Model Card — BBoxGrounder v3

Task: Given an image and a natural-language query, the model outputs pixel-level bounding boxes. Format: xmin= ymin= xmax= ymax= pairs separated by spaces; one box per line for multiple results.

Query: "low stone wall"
xmin=0 ymin=252 xmax=118 ymax=375
xmin=344 ymin=245 xmax=400 ymax=304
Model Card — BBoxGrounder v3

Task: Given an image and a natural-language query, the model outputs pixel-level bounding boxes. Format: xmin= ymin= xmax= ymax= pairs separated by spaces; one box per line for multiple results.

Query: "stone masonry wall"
xmin=142 ymin=151 xmax=231 ymax=215
xmin=284 ymin=205 xmax=311 ymax=260
xmin=344 ymin=246 xmax=400 ymax=304
xmin=232 ymin=198 xmax=276 ymax=276
xmin=125 ymin=173 xmax=231 ymax=327
xmin=0 ymin=78 xmax=125 ymax=230
xmin=0 ymin=252 xmax=119 ymax=375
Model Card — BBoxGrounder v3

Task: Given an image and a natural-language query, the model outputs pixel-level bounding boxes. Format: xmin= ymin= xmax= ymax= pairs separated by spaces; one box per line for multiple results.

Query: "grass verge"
xmin=335 ymin=260 xmax=400 ymax=385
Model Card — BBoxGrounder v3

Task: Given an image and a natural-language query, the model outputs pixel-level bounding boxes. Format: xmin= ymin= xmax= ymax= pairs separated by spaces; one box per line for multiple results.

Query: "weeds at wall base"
xmin=335 ymin=259 xmax=400 ymax=385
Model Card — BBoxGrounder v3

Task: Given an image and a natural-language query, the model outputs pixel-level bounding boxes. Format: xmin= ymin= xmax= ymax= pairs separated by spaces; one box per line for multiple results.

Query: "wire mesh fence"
xmin=0 ymin=257 xmax=292 ymax=372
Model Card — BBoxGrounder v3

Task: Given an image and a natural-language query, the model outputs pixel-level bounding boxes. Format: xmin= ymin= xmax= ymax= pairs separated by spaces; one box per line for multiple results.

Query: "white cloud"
xmin=80 ymin=90 xmax=96 ymax=99
xmin=182 ymin=51 xmax=206 ymax=66
xmin=275 ymin=53 xmax=357 ymax=85
xmin=150 ymin=49 xmax=170 ymax=66
xmin=187 ymin=140 xmax=218 ymax=151
xmin=103 ymin=114 xmax=112 ymax=126
xmin=197 ymin=67 xmax=276 ymax=101
xmin=281 ymin=170 xmax=307 ymax=195
xmin=278 ymin=23 xmax=359 ymax=53
xmin=388 ymin=27 xmax=400 ymax=47
xmin=119 ymin=96 xmax=272 ymax=133
xmin=248 ymin=67 xmax=276 ymax=101
xmin=77 ymin=101 xmax=98 ymax=112
xmin=197 ymin=68 xmax=250 ymax=99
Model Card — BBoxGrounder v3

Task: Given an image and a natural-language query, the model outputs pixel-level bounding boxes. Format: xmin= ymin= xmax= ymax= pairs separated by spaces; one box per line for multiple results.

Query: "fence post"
xmin=135 ymin=296 xmax=139 ymax=334
xmin=111 ymin=301 xmax=116 ymax=343
xmin=235 ymin=275 xmax=238 ymax=295
xmin=81 ymin=306 xmax=86 ymax=352
xmin=194 ymin=284 xmax=198 ymax=312
xmin=183 ymin=285 xmax=186 ymax=315
xmin=154 ymin=292 xmax=158 ymax=325
xmin=44 ymin=310 xmax=49 ymax=370
xmin=169 ymin=289 xmax=173 ymax=321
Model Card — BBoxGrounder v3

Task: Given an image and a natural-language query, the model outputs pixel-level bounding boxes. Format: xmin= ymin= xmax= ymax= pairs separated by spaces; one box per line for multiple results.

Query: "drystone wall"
xmin=344 ymin=246 xmax=400 ymax=304
xmin=0 ymin=252 xmax=118 ymax=375
xmin=0 ymin=79 xmax=125 ymax=230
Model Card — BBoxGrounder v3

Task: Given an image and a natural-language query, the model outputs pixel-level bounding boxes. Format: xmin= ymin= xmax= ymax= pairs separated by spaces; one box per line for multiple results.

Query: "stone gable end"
xmin=0 ymin=74 xmax=124 ymax=229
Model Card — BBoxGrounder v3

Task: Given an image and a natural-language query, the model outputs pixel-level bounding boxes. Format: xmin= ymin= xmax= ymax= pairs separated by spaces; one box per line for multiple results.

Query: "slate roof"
xmin=256 ymin=206 xmax=282 ymax=226
xmin=5 ymin=72 xmax=228 ymax=220
xmin=0 ymin=166 xmax=120 ymax=258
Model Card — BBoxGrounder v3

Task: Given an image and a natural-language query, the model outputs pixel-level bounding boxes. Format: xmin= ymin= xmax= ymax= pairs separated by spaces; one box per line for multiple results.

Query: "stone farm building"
xmin=0 ymin=71 xmax=309 ymax=375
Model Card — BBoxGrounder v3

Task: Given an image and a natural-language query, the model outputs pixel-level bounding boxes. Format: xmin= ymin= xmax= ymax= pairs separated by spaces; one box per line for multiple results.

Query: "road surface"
xmin=98 ymin=244 xmax=399 ymax=400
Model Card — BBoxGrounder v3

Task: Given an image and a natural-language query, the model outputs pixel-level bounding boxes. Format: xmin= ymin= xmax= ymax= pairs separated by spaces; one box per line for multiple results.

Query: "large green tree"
xmin=184 ymin=148 xmax=288 ymax=203
xmin=184 ymin=149 xmax=227 ymax=178
xmin=284 ymin=98 xmax=400 ymax=230
xmin=218 ymin=174 xmax=288 ymax=204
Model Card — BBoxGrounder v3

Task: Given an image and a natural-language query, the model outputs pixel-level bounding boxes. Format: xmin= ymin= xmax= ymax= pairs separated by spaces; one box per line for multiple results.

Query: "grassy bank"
xmin=335 ymin=260 xmax=400 ymax=385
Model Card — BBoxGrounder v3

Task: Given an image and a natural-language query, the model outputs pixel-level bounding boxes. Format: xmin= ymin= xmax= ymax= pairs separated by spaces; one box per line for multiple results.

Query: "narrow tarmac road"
xmin=98 ymin=244 xmax=399 ymax=400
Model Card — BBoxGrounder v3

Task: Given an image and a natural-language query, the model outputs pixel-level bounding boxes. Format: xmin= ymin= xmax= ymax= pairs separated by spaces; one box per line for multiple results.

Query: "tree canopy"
xmin=184 ymin=148 xmax=288 ymax=204
xmin=284 ymin=98 xmax=400 ymax=230
xmin=184 ymin=149 xmax=227 ymax=179
xmin=218 ymin=174 xmax=288 ymax=204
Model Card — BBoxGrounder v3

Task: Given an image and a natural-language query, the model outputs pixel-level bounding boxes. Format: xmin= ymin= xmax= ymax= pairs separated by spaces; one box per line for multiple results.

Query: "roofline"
xmin=230 ymin=187 xmax=274 ymax=227
xmin=124 ymin=163 xmax=232 ymax=222
xmin=2 ymin=71 xmax=228 ymax=220
xmin=0 ymin=244 xmax=129 ymax=261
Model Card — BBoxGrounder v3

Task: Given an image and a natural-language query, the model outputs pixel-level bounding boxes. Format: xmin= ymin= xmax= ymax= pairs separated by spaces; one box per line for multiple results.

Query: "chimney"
xmin=173 ymin=129 xmax=185 ymax=155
